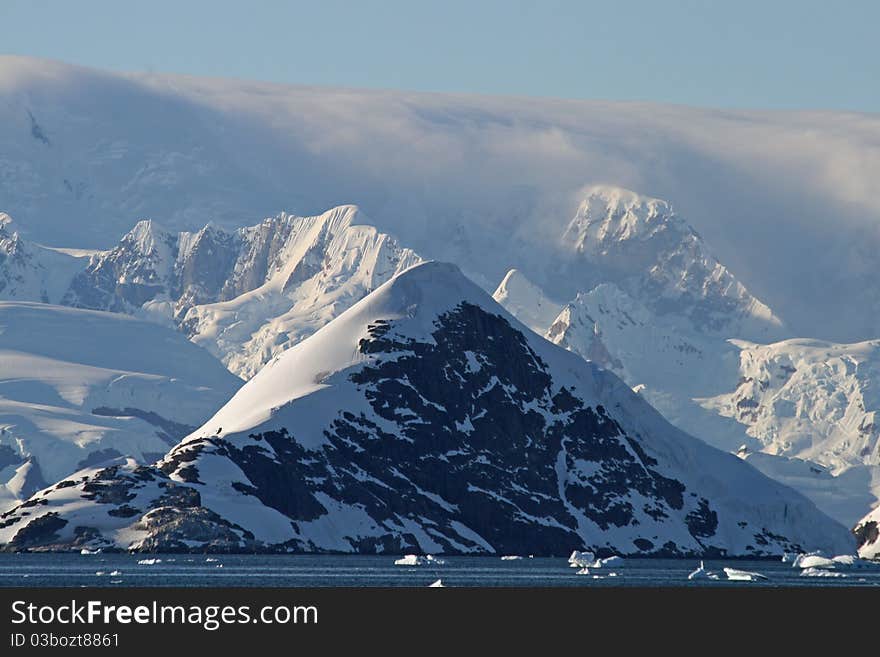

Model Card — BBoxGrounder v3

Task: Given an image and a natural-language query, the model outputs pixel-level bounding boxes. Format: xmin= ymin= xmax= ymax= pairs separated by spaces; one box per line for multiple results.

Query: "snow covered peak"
xmin=492 ymin=268 xmax=563 ymax=334
xmin=124 ymin=219 xmax=172 ymax=249
xmin=560 ymin=186 xmax=785 ymax=341
xmin=564 ymin=186 xmax=682 ymax=252
xmin=190 ymin=261 xmax=481 ymax=437
xmin=0 ymin=213 xmax=15 ymax=235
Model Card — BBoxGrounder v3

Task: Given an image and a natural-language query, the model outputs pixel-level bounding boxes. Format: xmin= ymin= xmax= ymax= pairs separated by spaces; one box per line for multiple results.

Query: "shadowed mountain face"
xmin=0 ymin=263 xmax=852 ymax=556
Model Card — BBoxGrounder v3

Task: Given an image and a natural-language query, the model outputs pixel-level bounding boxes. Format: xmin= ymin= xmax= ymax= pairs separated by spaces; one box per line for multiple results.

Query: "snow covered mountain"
xmin=0 ymin=213 xmax=86 ymax=304
xmin=558 ymin=187 xmax=785 ymax=341
xmin=0 ymin=262 xmax=852 ymax=556
xmin=0 ymin=302 xmax=242 ymax=510
xmin=8 ymin=205 xmax=420 ymax=378
xmin=535 ymin=279 xmax=880 ymax=526
xmin=705 ymin=339 xmax=880 ymax=472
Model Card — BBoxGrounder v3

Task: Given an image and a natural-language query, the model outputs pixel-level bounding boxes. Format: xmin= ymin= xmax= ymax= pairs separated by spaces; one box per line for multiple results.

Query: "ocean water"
xmin=0 ymin=554 xmax=876 ymax=587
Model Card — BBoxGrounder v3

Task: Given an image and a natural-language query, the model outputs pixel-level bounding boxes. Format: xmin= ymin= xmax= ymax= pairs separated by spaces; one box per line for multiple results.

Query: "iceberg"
xmin=723 ymin=567 xmax=768 ymax=581
xmin=394 ymin=554 xmax=445 ymax=566
xmin=592 ymin=556 xmax=624 ymax=568
xmin=797 ymin=555 xmax=837 ymax=569
xmin=687 ymin=561 xmax=719 ymax=580
xmin=800 ymin=567 xmax=847 ymax=578
xmin=568 ymin=550 xmax=595 ymax=568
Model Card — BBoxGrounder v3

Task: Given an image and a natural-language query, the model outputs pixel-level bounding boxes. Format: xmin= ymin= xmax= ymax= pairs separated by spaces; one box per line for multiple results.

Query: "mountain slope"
xmin=538 ymin=280 xmax=880 ymax=526
xmin=0 ymin=214 xmax=85 ymax=304
xmin=0 ymin=302 xmax=242 ymax=510
xmin=492 ymin=268 xmax=563 ymax=334
xmin=0 ymin=262 xmax=851 ymax=555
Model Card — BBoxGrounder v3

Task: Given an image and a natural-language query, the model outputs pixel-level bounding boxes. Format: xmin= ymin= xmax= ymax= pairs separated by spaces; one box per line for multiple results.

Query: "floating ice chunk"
xmin=137 ymin=558 xmax=162 ymax=565
xmin=830 ymin=555 xmax=875 ymax=569
xmin=723 ymin=567 xmax=768 ymax=581
xmin=575 ymin=567 xmax=590 ymax=575
xmin=206 ymin=558 xmax=219 ymax=563
xmin=687 ymin=561 xmax=716 ymax=580
xmin=781 ymin=552 xmax=797 ymax=563
xmin=109 ymin=570 xmax=121 ymax=576
xmin=568 ymin=550 xmax=595 ymax=568
xmin=797 ymin=555 xmax=836 ymax=569
xmin=428 ymin=579 xmax=445 ymax=587
xmin=791 ymin=551 xmax=827 ymax=568
xmin=800 ymin=567 xmax=847 ymax=578
xmin=80 ymin=548 xmax=101 ymax=555
xmin=592 ymin=556 xmax=624 ymax=568
xmin=95 ymin=571 xmax=105 ymax=576
xmin=394 ymin=554 xmax=445 ymax=566
xmin=500 ymin=556 xmax=522 ymax=561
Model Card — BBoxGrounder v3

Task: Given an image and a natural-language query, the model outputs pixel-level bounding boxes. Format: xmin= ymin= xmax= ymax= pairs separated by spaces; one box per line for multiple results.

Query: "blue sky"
xmin=2 ymin=0 xmax=878 ymax=111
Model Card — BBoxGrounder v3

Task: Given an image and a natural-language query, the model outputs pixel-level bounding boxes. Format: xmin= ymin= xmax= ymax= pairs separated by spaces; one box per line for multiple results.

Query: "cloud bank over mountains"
xmin=2 ymin=55 xmax=879 ymax=342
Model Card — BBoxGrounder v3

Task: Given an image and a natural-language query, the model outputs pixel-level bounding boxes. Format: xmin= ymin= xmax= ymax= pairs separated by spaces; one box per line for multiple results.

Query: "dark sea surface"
xmin=0 ymin=554 xmax=877 ymax=587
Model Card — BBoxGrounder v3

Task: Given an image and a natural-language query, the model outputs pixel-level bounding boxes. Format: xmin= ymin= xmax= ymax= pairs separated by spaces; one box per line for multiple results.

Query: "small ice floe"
xmin=215 ymin=564 xmax=224 ymax=568
xmin=428 ymin=579 xmax=445 ymax=587
xmin=575 ymin=567 xmax=590 ymax=575
xmin=592 ymin=556 xmax=624 ymax=569
xmin=110 ymin=580 xmax=123 ymax=585
xmin=109 ymin=570 xmax=122 ymax=576
xmin=800 ymin=567 xmax=847 ymax=578
xmin=205 ymin=557 xmax=219 ymax=563
xmin=137 ymin=558 xmax=162 ymax=565
xmin=723 ymin=567 xmax=768 ymax=582
xmin=568 ymin=550 xmax=595 ymax=568
xmin=591 ymin=572 xmax=620 ymax=580
xmin=394 ymin=554 xmax=445 ymax=566
xmin=80 ymin=548 xmax=101 ymax=555
xmin=500 ymin=555 xmax=523 ymax=561
xmin=95 ymin=571 xmax=106 ymax=576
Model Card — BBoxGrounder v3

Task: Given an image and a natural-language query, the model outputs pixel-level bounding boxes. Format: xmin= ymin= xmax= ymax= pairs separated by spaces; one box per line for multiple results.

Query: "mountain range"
xmin=0 ymin=262 xmax=852 ymax=556
xmin=2 ymin=56 xmax=880 ymax=556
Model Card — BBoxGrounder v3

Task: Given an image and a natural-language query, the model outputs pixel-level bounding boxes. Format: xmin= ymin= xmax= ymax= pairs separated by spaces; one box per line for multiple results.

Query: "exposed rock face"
xmin=0 ymin=262 xmax=852 ymax=556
